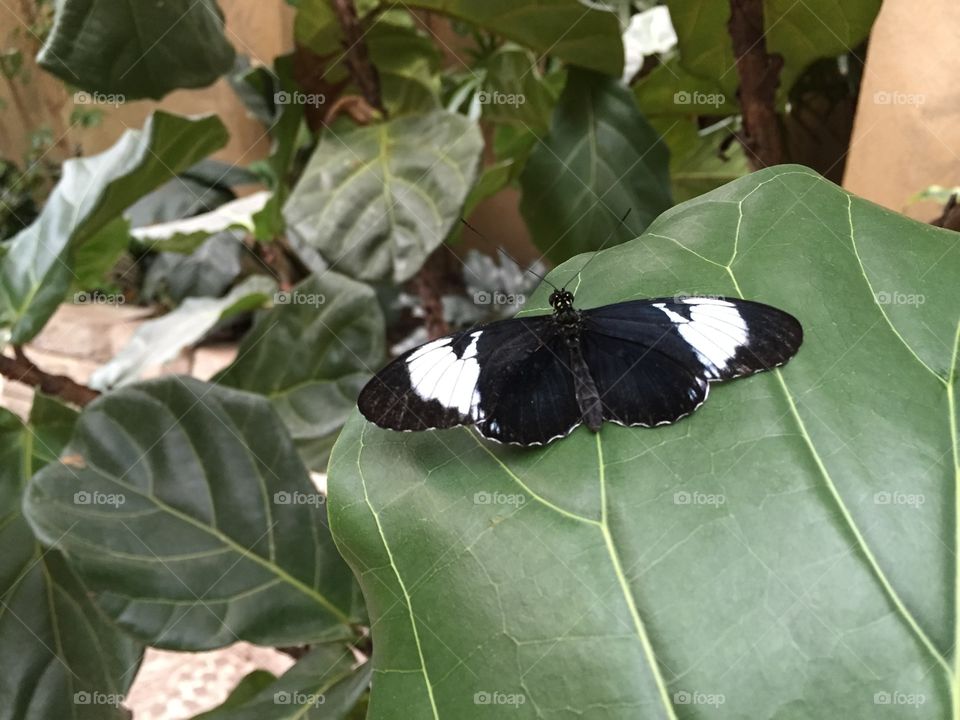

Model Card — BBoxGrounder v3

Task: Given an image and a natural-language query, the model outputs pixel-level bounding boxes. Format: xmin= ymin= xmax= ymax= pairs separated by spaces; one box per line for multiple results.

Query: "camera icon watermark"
xmin=74 ymin=691 xmax=124 ymax=706
xmin=275 ymin=690 xmax=325 ymax=706
xmin=874 ymin=290 xmax=925 ymax=306
xmin=873 ymin=90 xmax=925 ymax=106
xmin=274 ymin=291 xmax=326 ymax=307
xmin=473 ymin=491 xmax=526 ymax=508
xmin=873 ymin=491 xmax=925 ymax=508
xmin=477 ymin=90 xmax=526 ymax=108
xmin=673 ymin=490 xmax=725 ymax=507
xmin=74 ymin=90 xmax=125 ymax=107
xmin=873 ymin=690 xmax=926 ymax=706
xmin=473 ymin=690 xmax=526 ymax=706
xmin=274 ymin=90 xmax=326 ymax=108
xmin=74 ymin=490 xmax=125 ymax=508
xmin=673 ymin=690 xmax=725 ymax=707
xmin=473 ymin=290 xmax=526 ymax=306
xmin=74 ymin=290 xmax=125 ymax=306
xmin=273 ymin=491 xmax=326 ymax=507
xmin=673 ymin=90 xmax=726 ymax=108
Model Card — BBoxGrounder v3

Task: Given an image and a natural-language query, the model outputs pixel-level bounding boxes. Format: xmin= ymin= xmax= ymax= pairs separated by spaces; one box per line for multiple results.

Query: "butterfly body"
xmin=358 ymin=291 xmax=802 ymax=447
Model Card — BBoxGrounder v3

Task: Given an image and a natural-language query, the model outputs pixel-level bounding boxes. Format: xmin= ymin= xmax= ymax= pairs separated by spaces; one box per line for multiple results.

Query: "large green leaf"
xmin=192 ymin=644 xmax=371 ymax=720
xmin=23 ymin=377 xmax=361 ymax=650
xmin=0 ymin=112 xmax=228 ymax=344
xmin=404 ymin=0 xmax=623 ymax=76
xmin=328 ymin=166 xmax=960 ymax=718
xmin=284 ymin=111 xmax=482 ymax=283
xmin=666 ymin=0 xmax=881 ymax=100
xmin=520 ymin=68 xmax=672 ymax=264
xmin=38 ymin=0 xmax=235 ymax=99
xmin=0 ymin=396 xmax=143 ymax=720
xmin=216 ymin=272 xmax=385 ymax=472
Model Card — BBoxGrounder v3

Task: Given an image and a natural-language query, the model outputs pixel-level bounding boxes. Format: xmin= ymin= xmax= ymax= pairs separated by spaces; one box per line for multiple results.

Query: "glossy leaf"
xmin=329 ymin=166 xmax=960 ymax=718
xmin=520 ymin=68 xmax=672 ymax=264
xmin=0 ymin=396 xmax=143 ymax=720
xmin=284 ymin=111 xmax=482 ymax=283
xmin=192 ymin=644 xmax=371 ymax=720
xmin=38 ymin=0 xmax=235 ymax=99
xmin=24 ymin=377 xmax=360 ymax=650
xmin=216 ymin=272 xmax=386 ymax=471
xmin=0 ymin=112 xmax=228 ymax=344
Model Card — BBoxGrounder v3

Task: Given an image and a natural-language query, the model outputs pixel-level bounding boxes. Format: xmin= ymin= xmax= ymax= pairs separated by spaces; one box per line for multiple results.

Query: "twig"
xmin=330 ymin=0 xmax=386 ymax=117
xmin=0 ymin=347 xmax=100 ymax=407
xmin=728 ymin=0 xmax=785 ymax=169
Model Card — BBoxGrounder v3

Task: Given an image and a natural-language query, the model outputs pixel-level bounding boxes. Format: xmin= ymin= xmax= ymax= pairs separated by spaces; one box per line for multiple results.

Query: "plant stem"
xmin=728 ymin=0 xmax=785 ymax=169
xmin=0 ymin=346 xmax=100 ymax=407
xmin=330 ymin=0 xmax=386 ymax=117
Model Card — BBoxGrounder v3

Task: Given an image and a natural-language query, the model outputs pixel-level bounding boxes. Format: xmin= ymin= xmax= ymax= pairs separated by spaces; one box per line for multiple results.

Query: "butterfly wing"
xmin=358 ymin=315 xmax=570 ymax=441
xmin=583 ymin=296 xmax=802 ymax=426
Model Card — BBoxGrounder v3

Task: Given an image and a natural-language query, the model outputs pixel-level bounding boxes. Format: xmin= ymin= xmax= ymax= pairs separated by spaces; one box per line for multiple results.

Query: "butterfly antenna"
xmin=560 ymin=207 xmax=633 ymax=291
xmin=459 ymin=218 xmax=558 ymax=291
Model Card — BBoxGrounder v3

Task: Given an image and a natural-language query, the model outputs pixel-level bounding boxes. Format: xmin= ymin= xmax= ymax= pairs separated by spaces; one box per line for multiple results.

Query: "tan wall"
xmin=0 ymin=0 xmax=295 ymax=166
xmin=843 ymin=0 xmax=960 ymax=220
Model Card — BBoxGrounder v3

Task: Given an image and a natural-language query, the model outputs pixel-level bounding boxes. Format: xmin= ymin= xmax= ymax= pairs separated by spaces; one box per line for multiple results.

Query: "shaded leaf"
xmin=192 ymin=644 xmax=371 ymax=720
xmin=520 ymin=68 xmax=672 ymax=264
xmin=217 ymin=272 xmax=386 ymax=471
xmin=0 ymin=397 xmax=143 ymax=720
xmin=329 ymin=166 xmax=960 ymax=718
xmin=24 ymin=377 xmax=361 ymax=650
xmin=38 ymin=0 xmax=235 ymax=99
xmin=90 ymin=275 xmax=276 ymax=390
xmin=285 ymin=111 xmax=482 ymax=283
xmin=404 ymin=0 xmax=624 ymax=76
xmin=192 ymin=670 xmax=277 ymax=719
xmin=0 ymin=112 xmax=228 ymax=343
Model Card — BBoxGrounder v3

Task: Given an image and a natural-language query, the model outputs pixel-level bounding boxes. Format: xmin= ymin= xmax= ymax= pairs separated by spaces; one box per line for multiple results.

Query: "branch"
xmin=330 ymin=0 xmax=386 ymax=117
xmin=0 ymin=347 xmax=100 ymax=407
xmin=728 ymin=0 xmax=785 ymax=169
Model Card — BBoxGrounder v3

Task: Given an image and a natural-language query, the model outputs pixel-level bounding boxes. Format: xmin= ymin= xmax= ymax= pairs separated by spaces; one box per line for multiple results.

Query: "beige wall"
xmin=843 ymin=0 xmax=960 ymax=220
xmin=0 ymin=0 xmax=294 ymax=166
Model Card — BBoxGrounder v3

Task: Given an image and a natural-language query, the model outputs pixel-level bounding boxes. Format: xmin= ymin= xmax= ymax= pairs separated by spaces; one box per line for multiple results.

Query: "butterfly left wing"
xmin=582 ymin=296 xmax=802 ymax=427
xmin=358 ymin=315 xmax=561 ymax=435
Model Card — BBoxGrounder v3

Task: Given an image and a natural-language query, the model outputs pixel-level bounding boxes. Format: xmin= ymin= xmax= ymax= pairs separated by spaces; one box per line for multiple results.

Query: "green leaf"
xmin=1 ymin=397 xmax=143 ymax=720
xmin=653 ymin=119 xmax=750 ymax=203
xmin=0 ymin=112 xmax=228 ymax=344
xmin=404 ymin=0 xmax=624 ymax=76
xmin=633 ymin=59 xmax=739 ymax=116
xmin=38 ymin=0 xmax=235 ymax=99
xmin=23 ymin=377 xmax=361 ymax=650
xmin=89 ymin=275 xmax=276 ymax=390
xmin=192 ymin=670 xmax=277 ymax=719
xmin=520 ymin=69 xmax=672 ymax=264
xmin=192 ymin=644 xmax=372 ymax=719
xmin=368 ymin=12 xmax=442 ymax=116
xmin=328 ymin=166 xmax=960 ymax=718
xmin=284 ymin=111 xmax=482 ymax=283
xmin=476 ymin=46 xmax=560 ymax=134
xmin=666 ymin=0 xmax=880 ymax=100
xmin=216 ymin=272 xmax=386 ymax=471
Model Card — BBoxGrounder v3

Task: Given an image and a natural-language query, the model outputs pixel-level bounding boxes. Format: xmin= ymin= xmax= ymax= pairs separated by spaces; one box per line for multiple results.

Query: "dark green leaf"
xmin=38 ymin=0 xmax=236 ymax=99
xmin=24 ymin=377 xmax=360 ymax=650
xmin=0 ymin=397 xmax=143 ymax=720
xmin=192 ymin=670 xmax=277 ymax=719
xmin=0 ymin=112 xmax=228 ymax=344
xmin=217 ymin=272 xmax=386 ymax=471
xmin=404 ymin=0 xmax=624 ymax=76
xmin=192 ymin=644 xmax=371 ymax=720
xmin=285 ymin=111 xmax=482 ymax=283
xmin=520 ymin=69 xmax=672 ymax=264
xmin=478 ymin=46 xmax=560 ymax=134
xmin=329 ymin=166 xmax=960 ymax=718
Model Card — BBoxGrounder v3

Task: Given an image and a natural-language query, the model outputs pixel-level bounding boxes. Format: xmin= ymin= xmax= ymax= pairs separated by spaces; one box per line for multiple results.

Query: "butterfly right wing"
xmin=358 ymin=315 xmax=566 ymax=438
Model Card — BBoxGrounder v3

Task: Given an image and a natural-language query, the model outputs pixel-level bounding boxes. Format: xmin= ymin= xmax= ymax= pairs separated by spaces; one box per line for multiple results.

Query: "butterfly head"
xmin=549 ymin=289 xmax=575 ymax=311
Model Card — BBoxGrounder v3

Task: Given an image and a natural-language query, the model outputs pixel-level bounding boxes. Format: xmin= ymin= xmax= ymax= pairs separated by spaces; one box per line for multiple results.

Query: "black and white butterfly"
xmin=358 ymin=288 xmax=802 ymax=446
